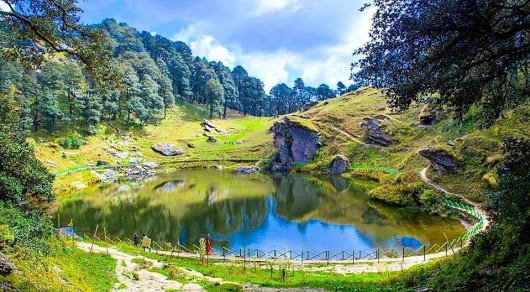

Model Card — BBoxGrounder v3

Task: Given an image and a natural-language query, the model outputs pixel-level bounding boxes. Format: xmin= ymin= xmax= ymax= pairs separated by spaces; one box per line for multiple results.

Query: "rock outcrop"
xmin=419 ymin=104 xmax=444 ymax=126
xmin=329 ymin=155 xmax=349 ymax=175
xmin=271 ymin=117 xmax=322 ymax=173
xmin=151 ymin=143 xmax=184 ymax=156
xmin=360 ymin=116 xmax=392 ymax=146
xmin=0 ymin=253 xmax=15 ymax=276
xmin=418 ymin=146 xmax=462 ymax=173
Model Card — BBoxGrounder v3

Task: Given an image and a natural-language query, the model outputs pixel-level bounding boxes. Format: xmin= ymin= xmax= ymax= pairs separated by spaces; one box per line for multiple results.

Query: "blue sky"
xmin=77 ymin=0 xmax=374 ymax=91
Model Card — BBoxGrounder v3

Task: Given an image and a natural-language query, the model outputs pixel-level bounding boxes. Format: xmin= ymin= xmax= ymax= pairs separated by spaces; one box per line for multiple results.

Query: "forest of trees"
xmin=0 ymin=18 xmax=358 ymax=134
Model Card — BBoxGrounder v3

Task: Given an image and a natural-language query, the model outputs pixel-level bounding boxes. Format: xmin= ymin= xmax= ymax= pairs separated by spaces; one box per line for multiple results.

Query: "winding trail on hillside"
xmin=420 ymin=167 xmax=490 ymax=232
xmin=314 ymin=121 xmax=366 ymax=145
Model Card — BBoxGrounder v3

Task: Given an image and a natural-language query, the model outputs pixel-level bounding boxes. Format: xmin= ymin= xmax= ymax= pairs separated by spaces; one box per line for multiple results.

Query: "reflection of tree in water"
xmin=178 ymin=195 xmax=268 ymax=247
xmin=272 ymin=175 xmax=322 ymax=219
xmin=59 ymin=185 xmax=269 ymax=245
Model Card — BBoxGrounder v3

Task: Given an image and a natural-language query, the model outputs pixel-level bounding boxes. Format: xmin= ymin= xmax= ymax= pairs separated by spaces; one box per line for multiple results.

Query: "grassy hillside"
xmin=34 ymin=102 xmax=275 ymax=195
xmin=34 ymin=88 xmax=530 ymax=205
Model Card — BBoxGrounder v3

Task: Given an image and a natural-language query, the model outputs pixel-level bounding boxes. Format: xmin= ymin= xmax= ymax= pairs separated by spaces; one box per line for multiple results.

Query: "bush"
xmin=0 ymin=203 xmax=53 ymax=253
xmin=59 ymin=136 xmax=86 ymax=149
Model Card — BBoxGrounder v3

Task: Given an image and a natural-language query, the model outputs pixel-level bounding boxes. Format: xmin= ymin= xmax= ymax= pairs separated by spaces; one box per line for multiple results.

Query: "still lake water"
xmin=57 ymin=169 xmax=466 ymax=253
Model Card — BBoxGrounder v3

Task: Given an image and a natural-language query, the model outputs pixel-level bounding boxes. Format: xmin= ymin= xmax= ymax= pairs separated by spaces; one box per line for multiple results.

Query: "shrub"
xmin=59 ymin=136 xmax=86 ymax=149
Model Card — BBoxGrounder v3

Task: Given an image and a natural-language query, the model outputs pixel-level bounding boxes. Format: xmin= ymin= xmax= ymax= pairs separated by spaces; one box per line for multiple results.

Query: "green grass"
xmin=110 ymin=243 xmax=395 ymax=291
xmin=7 ymin=239 xmax=117 ymax=291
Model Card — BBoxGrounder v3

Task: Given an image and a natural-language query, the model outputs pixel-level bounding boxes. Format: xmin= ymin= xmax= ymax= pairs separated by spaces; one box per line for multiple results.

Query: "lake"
xmin=57 ymin=169 xmax=466 ymax=254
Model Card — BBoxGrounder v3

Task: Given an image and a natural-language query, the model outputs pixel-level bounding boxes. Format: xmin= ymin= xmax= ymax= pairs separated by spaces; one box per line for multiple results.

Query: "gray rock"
xmin=207 ymin=136 xmax=217 ymax=143
xmin=271 ymin=117 xmax=322 ymax=173
xmin=115 ymin=151 xmax=129 ymax=159
xmin=96 ymin=160 xmax=109 ymax=166
xmin=235 ymin=166 xmax=260 ymax=174
xmin=143 ymin=161 xmax=159 ymax=169
xmin=151 ymin=143 xmax=184 ymax=156
xmin=360 ymin=116 xmax=391 ymax=146
xmin=203 ymin=119 xmax=216 ymax=129
xmin=124 ymin=165 xmax=157 ymax=180
xmin=419 ymin=104 xmax=444 ymax=126
xmin=330 ymin=155 xmax=350 ymax=175
xmin=216 ymin=128 xmax=228 ymax=135
xmin=418 ymin=146 xmax=462 ymax=173
xmin=92 ymin=169 xmax=118 ymax=184
xmin=236 ymin=140 xmax=244 ymax=144
xmin=188 ymin=142 xmax=196 ymax=148
xmin=204 ymin=125 xmax=214 ymax=132
xmin=0 ymin=253 xmax=15 ymax=276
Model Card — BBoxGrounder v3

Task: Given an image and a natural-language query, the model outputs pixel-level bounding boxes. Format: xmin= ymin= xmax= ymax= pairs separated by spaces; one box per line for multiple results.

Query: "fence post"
xmin=90 ymin=224 xmax=98 ymax=253
xmin=223 ymin=248 xmax=226 ymax=261
xmin=352 ymin=250 xmax=355 ymax=266
xmin=243 ymin=246 xmax=246 ymax=271
xmin=301 ymin=250 xmax=303 ymax=265
xmin=377 ymin=249 xmax=379 ymax=263
xmin=402 ymin=247 xmax=405 ymax=262
xmin=326 ymin=251 xmax=329 ymax=265
xmin=423 ymin=246 xmax=426 ymax=261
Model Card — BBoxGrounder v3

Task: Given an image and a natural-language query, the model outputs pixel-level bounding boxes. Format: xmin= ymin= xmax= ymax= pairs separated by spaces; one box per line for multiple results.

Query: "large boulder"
xmin=419 ymin=104 xmax=444 ymax=126
xmin=330 ymin=155 xmax=350 ymax=175
xmin=418 ymin=146 xmax=462 ymax=173
xmin=360 ymin=116 xmax=392 ymax=146
xmin=0 ymin=253 xmax=15 ymax=276
xmin=271 ymin=117 xmax=322 ymax=173
xmin=151 ymin=143 xmax=184 ymax=156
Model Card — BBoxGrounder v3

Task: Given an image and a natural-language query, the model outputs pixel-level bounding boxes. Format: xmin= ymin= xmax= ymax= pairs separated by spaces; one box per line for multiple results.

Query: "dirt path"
xmin=315 ymin=122 xmax=366 ymax=145
xmin=77 ymin=242 xmax=203 ymax=291
xmin=420 ymin=167 xmax=490 ymax=231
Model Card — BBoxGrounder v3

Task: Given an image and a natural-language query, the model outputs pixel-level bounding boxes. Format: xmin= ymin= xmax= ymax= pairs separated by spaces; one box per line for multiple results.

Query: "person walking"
xmin=133 ymin=233 xmax=139 ymax=247
xmin=142 ymin=234 xmax=151 ymax=251
xmin=206 ymin=233 xmax=212 ymax=255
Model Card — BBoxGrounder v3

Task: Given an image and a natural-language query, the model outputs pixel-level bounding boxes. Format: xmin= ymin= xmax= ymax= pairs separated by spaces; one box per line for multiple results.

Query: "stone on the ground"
xmin=203 ymin=119 xmax=216 ymax=129
xmin=187 ymin=142 xmax=195 ymax=148
xmin=92 ymin=169 xmax=118 ymax=184
xmin=419 ymin=103 xmax=444 ymax=126
xmin=330 ymin=155 xmax=350 ymax=175
xmin=124 ymin=165 xmax=157 ymax=180
xmin=271 ymin=117 xmax=322 ymax=173
xmin=236 ymin=140 xmax=244 ymax=144
xmin=215 ymin=128 xmax=228 ymax=135
xmin=418 ymin=146 xmax=462 ymax=173
xmin=204 ymin=125 xmax=214 ymax=132
xmin=235 ymin=166 xmax=260 ymax=174
xmin=132 ymin=146 xmax=139 ymax=152
xmin=0 ymin=253 xmax=15 ymax=276
xmin=46 ymin=160 xmax=57 ymax=168
xmin=360 ymin=116 xmax=392 ymax=146
xmin=151 ymin=143 xmax=184 ymax=156
xmin=143 ymin=161 xmax=159 ymax=169
xmin=96 ymin=160 xmax=109 ymax=166
xmin=206 ymin=136 xmax=217 ymax=143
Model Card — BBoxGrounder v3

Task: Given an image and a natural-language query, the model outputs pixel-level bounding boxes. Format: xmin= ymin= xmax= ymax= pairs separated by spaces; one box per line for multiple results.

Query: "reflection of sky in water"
xmin=209 ymin=197 xmax=421 ymax=253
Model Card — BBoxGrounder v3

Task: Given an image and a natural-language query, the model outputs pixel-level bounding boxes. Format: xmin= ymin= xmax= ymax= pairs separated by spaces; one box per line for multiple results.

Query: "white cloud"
xmin=252 ymin=0 xmax=302 ymax=16
xmin=173 ymin=25 xmax=236 ymax=68
xmin=0 ymin=1 xmax=11 ymax=12
xmin=170 ymin=5 xmax=374 ymax=93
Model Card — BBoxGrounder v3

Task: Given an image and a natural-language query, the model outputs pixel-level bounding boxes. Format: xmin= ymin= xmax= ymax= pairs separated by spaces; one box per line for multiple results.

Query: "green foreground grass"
xmin=6 ymin=239 xmax=117 ymax=291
